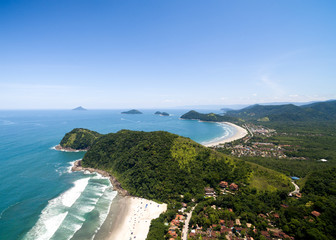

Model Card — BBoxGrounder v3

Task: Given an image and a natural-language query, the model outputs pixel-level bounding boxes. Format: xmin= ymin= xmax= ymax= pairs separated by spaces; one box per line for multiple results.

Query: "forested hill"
xmin=225 ymin=100 xmax=336 ymax=122
xmin=82 ymin=130 xmax=242 ymax=201
xmin=57 ymin=129 xmax=292 ymax=202
xmin=181 ymin=110 xmax=237 ymax=122
xmin=59 ymin=128 xmax=102 ymax=150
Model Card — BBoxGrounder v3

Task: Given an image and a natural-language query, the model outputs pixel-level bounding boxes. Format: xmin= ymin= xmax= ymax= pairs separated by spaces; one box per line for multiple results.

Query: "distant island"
xmin=121 ymin=109 xmax=143 ymax=114
xmin=72 ymin=106 xmax=87 ymax=111
xmin=154 ymin=111 xmax=169 ymax=116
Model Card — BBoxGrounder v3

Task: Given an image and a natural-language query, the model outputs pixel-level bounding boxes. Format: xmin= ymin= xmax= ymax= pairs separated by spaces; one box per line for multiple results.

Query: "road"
xmin=289 ymin=181 xmax=300 ymax=196
xmin=182 ymin=206 xmax=196 ymax=240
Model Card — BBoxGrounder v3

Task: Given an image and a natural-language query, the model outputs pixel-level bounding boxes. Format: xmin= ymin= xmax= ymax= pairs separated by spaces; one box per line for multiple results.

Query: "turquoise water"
xmin=0 ymin=110 xmax=234 ymax=240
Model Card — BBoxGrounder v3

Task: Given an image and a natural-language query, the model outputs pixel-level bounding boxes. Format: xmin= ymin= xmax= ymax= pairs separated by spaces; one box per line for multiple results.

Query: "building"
xmin=229 ymin=183 xmax=239 ymax=191
xmin=219 ymin=181 xmax=228 ymax=188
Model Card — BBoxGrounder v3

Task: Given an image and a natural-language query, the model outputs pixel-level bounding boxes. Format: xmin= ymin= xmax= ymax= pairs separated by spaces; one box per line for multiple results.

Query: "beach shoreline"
xmin=203 ymin=122 xmax=248 ymax=147
xmin=72 ymin=160 xmax=129 ymax=196
xmin=71 ymin=160 xmax=167 ymax=240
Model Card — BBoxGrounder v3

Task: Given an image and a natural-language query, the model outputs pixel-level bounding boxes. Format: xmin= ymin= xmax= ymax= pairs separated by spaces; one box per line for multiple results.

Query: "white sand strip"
xmin=203 ymin=122 xmax=248 ymax=147
xmin=108 ymin=197 xmax=167 ymax=240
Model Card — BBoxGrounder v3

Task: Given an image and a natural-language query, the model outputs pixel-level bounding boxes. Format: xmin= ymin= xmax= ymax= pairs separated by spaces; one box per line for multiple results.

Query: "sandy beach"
xmin=105 ymin=196 xmax=167 ymax=240
xmin=203 ymin=122 xmax=248 ymax=147
xmin=71 ymin=160 xmax=167 ymax=240
xmin=93 ymin=195 xmax=167 ymax=240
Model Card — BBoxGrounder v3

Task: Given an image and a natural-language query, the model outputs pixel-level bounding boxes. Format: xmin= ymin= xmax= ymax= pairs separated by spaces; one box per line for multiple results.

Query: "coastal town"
xmin=213 ymin=124 xmax=306 ymax=160
xmin=166 ymin=181 xmax=300 ymax=240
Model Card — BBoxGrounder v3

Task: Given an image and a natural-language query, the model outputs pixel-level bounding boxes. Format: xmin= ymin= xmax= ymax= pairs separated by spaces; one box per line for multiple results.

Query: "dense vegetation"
xmin=59 ymin=128 xmax=101 ymax=150
xmin=213 ymin=116 xmax=336 ymax=239
xmin=277 ymin=168 xmax=336 ymax=240
xmin=121 ymin=109 xmax=143 ymax=114
xmin=227 ymin=121 xmax=336 ymax=178
xmin=181 ymin=110 xmax=237 ymax=122
xmin=82 ymin=130 xmax=249 ymax=201
xmin=225 ymin=100 xmax=336 ymax=122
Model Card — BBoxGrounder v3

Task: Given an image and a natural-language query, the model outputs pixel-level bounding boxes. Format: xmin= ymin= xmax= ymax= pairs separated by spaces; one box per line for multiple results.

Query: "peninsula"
xmin=180 ymin=110 xmax=248 ymax=146
xmin=58 ymin=128 xmax=293 ymax=240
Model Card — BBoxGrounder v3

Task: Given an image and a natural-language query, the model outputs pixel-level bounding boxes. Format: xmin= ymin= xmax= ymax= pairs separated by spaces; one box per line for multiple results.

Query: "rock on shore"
xmin=72 ymin=160 xmax=129 ymax=196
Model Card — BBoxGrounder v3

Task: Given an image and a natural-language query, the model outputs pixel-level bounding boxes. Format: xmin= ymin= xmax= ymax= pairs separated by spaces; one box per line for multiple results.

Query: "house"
xmin=204 ymin=187 xmax=216 ymax=197
xmin=219 ymin=181 xmax=228 ymax=188
xmin=311 ymin=211 xmax=321 ymax=217
xmin=229 ymin=183 xmax=239 ymax=191
xmin=295 ymin=193 xmax=302 ymax=198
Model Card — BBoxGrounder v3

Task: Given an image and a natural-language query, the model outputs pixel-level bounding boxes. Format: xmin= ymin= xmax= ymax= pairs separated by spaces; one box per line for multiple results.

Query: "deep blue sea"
xmin=0 ymin=110 xmax=235 ymax=240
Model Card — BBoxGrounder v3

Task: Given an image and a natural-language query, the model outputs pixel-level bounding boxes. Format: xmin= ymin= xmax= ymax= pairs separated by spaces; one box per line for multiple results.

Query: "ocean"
xmin=0 ymin=109 xmax=235 ymax=240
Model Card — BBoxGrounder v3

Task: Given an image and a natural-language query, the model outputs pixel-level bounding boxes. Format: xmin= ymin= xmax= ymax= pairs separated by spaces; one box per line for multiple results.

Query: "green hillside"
xmin=82 ymin=130 xmax=241 ymax=201
xmin=226 ymin=100 xmax=336 ymax=122
xmin=181 ymin=110 xmax=237 ymax=122
xmin=57 ymin=129 xmax=293 ymax=202
xmin=59 ymin=128 xmax=102 ymax=150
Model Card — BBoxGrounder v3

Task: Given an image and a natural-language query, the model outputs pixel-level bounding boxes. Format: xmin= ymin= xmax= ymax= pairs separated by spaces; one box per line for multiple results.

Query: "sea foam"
xmin=61 ymin=178 xmax=90 ymax=207
xmin=23 ymin=178 xmax=89 ymax=240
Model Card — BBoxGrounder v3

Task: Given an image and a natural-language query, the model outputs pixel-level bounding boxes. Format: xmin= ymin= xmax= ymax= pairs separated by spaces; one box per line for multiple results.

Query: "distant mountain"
xmin=121 ymin=109 xmax=143 ymax=114
xmin=72 ymin=106 xmax=87 ymax=111
xmin=181 ymin=110 xmax=237 ymax=122
xmin=225 ymin=100 xmax=336 ymax=122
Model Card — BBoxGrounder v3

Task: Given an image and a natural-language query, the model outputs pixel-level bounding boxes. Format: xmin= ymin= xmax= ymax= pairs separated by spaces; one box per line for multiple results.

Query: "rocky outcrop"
xmin=55 ymin=145 xmax=88 ymax=152
xmin=72 ymin=160 xmax=129 ymax=196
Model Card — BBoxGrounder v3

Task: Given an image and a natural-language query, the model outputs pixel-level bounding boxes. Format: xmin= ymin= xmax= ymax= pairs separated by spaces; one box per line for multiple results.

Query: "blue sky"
xmin=1 ymin=0 xmax=335 ymax=109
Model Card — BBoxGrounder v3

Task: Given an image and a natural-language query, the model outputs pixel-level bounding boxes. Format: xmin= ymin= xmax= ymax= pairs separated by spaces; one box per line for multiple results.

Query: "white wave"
xmin=200 ymin=123 xmax=234 ymax=145
xmin=50 ymin=145 xmax=57 ymax=150
xmin=66 ymin=160 xmax=80 ymax=173
xmin=62 ymin=178 xmax=90 ymax=207
xmin=24 ymin=211 xmax=68 ymax=240
xmin=24 ymin=178 xmax=91 ymax=240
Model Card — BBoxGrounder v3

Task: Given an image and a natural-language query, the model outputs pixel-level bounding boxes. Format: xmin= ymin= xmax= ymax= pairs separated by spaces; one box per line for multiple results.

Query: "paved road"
xmin=182 ymin=206 xmax=196 ymax=240
xmin=289 ymin=181 xmax=300 ymax=196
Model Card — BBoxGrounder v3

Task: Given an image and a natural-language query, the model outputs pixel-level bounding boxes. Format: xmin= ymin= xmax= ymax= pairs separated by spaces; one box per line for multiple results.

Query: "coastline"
xmin=54 ymin=144 xmax=88 ymax=152
xmin=72 ymin=160 xmax=129 ymax=196
xmin=203 ymin=122 xmax=248 ymax=147
xmin=71 ymin=160 xmax=167 ymax=240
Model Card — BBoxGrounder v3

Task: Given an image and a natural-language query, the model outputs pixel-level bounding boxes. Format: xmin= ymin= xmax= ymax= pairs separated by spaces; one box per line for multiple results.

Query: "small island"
xmin=154 ymin=111 xmax=169 ymax=116
xmin=121 ymin=109 xmax=143 ymax=114
xmin=72 ymin=106 xmax=87 ymax=111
